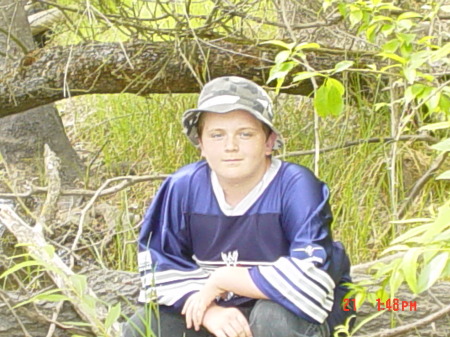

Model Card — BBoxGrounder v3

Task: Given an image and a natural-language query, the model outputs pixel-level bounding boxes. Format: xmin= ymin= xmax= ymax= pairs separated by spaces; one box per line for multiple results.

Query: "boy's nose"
xmin=224 ymin=136 xmax=238 ymax=151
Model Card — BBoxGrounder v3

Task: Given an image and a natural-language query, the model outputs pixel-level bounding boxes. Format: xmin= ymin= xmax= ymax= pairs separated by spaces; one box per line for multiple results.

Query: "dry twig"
xmin=0 ymin=146 xmax=119 ymax=337
xmin=277 ymin=134 xmax=438 ymax=159
xmin=0 ymin=174 xmax=169 ymax=199
xmin=360 ymin=303 xmax=450 ymax=337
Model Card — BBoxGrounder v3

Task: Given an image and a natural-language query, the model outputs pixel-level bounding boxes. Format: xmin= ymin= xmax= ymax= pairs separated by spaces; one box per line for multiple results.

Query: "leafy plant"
xmin=0 ymin=245 xmax=122 ymax=337
xmin=264 ymin=1 xmax=450 ymax=336
xmin=264 ymin=40 xmax=348 ymax=117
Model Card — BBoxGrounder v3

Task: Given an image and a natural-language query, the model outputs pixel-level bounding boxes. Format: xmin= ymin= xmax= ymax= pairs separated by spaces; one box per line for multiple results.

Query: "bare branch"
xmin=0 ymin=134 xmax=438 ymax=201
xmin=398 ymin=152 xmax=449 ymax=218
xmin=0 ymin=27 xmax=30 ymax=55
xmin=0 ymin=206 xmax=118 ymax=337
xmin=28 ymin=8 xmax=64 ymax=36
xmin=0 ymin=291 xmax=32 ymax=337
xmin=35 ymin=145 xmax=61 ymax=234
xmin=361 ymin=303 xmax=450 ymax=337
xmin=0 ymin=174 xmax=169 ymax=199
xmin=277 ymin=134 xmax=438 ymax=159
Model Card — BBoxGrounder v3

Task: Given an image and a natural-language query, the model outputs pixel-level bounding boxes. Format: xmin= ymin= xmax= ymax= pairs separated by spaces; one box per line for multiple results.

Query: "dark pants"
xmin=122 ymin=300 xmax=330 ymax=337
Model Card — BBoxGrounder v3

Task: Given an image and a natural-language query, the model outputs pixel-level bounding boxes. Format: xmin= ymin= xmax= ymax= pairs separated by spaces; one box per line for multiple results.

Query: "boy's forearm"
xmin=209 ymin=266 xmax=268 ymax=299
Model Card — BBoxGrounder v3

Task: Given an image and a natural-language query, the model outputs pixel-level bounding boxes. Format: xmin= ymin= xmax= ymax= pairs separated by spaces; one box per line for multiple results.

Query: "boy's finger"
xmin=244 ymin=323 xmax=253 ymax=337
xmin=241 ymin=321 xmax=252 ymax=337
xmin=184 ymin=301 xmax=195 ymax=329
xmin=194 ymin=306 xmax=204 ymax=331
xmin=235 ymin=313 xmax=252 ymax=337
xmin=181 ymin=294 xmax=194 ymax=315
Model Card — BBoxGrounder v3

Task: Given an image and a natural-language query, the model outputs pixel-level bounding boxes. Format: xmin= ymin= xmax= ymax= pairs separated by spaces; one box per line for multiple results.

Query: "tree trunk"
xmin=0 ymin=0 xmax=84 ymax=187
xmin=0 ymin=268 xmax=449 ymax=337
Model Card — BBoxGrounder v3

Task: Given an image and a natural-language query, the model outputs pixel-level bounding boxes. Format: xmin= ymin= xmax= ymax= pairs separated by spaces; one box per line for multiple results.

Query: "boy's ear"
xmin=265 ymin=132 xmax=277 ymax=155
xmin=198 ymin=138 xmax=206 ymax=157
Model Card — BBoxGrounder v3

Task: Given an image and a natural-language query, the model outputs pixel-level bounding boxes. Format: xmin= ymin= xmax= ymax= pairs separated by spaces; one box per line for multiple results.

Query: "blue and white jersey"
xmin=138 ymin=159 xmax=352 ymax=330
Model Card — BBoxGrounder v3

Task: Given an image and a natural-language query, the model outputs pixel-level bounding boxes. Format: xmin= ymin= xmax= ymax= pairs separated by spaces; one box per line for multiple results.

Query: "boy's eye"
xmin=210 ymin=132 xmax=224 ymax=139
xmin=240 ymin=132 xmax=253 ymax=138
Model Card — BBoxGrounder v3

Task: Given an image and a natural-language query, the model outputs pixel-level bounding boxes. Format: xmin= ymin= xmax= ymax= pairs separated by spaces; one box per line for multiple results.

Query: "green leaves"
xmin=266 ymin=39 xmax=349 ymax=118
xmin=267 ymin=61 xmax=296 ymax=93
xmin=275 ymin=2 xmax=450 ymax=331
xmin=105 ymin=303 xmax=121 ymax=330
xmin=70 ymin=274 xmax=88 ymax=296
xmin=431 ymin=138 xmax=450 ymax=152
xmin=373 ymin=203 xmax=450 ymax=296
xmin=397 ymin=11 xmax=422 ymax=20
xmin=333 ymin=60 xmax=354 ymax=73
xmin=0 ymin=260 xmax=45 ymax=279
xmin=432 ymin=136 xmax=450 ymax=179
xmin=436 ymin=171 xmax=450 ymax=180
xmin=431 ymin=42 xmax=450 ymax=63
xmin=378 ymin=52 xmax=407 ymax=65
xmin=13 ymin=289 xmax=70 ymax=308
xmin=292 ymin=71 xmax=320 ymax=82
xmin=401 ymin=248 xmax=420 ymax=293
xmin=265 ymin=40 xmax=321 ymax=94
xmin=314 ymin=78 xmax=345 ymax=117
xmin=382 ymin=39 xmax=400 ymax=53
xmin=418 ymin=252 xmax=449 ymax=292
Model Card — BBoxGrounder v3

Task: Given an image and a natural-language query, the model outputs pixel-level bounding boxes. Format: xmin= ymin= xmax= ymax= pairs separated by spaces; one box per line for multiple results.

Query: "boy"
xmin=123 ymin=76 xmax=353 ymax=337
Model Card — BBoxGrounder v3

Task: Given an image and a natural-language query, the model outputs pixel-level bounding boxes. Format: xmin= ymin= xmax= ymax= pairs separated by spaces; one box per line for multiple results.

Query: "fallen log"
xmin=0 ymin=267 xmax=449 ymax=337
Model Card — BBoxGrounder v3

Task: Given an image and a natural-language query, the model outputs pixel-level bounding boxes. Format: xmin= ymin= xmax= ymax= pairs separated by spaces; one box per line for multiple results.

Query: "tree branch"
xmin=35 ymin=144 xmax=61 ymax=234
xmin=0 ymin=27 xmax=30 ymax=56
xmin=0 ymin=147 xmax=119 ymax=336
xmin=0 ymin=291 xmax=32 ymax=337
xmin=0 ymin=39 xmax=378 ymax=117
xmin=277 ymin=134 xmax=438 ymax=159
xmin=0 ymin=205 xmax=117 ymax=336
xmin=362 ymin=303 xmax=450 ymax=337
xmin=0 ymin=174 xmax=169 ymax=199
xmin=398 ymin=152 xmax=449 ymax=218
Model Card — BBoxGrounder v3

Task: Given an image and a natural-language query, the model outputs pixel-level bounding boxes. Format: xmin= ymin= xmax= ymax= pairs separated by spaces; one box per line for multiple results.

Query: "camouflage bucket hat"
xmin=182 ymin=76 xmax=284 ymax=150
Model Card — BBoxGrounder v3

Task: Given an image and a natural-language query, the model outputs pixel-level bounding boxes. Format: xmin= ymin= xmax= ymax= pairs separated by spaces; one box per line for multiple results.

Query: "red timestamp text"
xmin=376 ymin=298 xmax=417 ymax=311
xmin=342 ymin=298 xmax=417 ymax=312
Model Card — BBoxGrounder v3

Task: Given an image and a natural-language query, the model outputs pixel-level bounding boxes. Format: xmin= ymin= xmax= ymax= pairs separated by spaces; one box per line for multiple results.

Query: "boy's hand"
xmin=202 ymin=304 xmax=253 ymax=337
xmin=182 ymin=279 xmax=224 ymax=331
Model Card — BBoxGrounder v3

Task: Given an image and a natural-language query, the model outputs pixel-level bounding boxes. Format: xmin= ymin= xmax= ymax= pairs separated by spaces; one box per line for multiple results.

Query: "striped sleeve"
xmin=249 ymin=167 xmax=338 ymax=324
xmin=138 ymin=250 xmax=210 ymax=306
xmin=249 ymin=256 xmax=335 ymax=323
xmin=137 ymin=174 xmax=208 ymax=311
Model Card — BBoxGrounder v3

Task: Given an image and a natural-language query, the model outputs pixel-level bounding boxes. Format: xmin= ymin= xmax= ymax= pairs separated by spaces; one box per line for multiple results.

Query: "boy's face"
xmin=198 ymin=110 xmax=276 ymax=185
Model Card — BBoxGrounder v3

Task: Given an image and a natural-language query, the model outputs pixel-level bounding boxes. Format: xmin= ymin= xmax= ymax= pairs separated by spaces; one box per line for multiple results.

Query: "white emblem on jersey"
xmin=221 ymin=250 xmax=239 ymax=267
xmin=220 ymin=250 xmax=239 ymax=301
xmin=294 ymin=245 xmax=323 ymax=257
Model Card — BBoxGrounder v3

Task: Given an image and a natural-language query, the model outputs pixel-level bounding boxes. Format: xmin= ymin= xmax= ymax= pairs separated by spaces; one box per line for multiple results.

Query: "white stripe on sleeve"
xmin=276 ymin=258 xmax=334 ymax=310
xmin=258 ymin=256 xmax=335 ymax=323
xmin=259 ymin=266 xmax=329 ymax=323
xmin=291 ymin=257 xmax=335 ymax=290
xmin=141 ymin=268 xmax=210 ymax=287
xmin=138 ymin=279 xmax=206 ymax=305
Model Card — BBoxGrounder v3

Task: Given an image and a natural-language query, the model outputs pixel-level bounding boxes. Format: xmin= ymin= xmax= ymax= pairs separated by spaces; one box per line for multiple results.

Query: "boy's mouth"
xmin=223 ymin=159 xmax=243 ymax=162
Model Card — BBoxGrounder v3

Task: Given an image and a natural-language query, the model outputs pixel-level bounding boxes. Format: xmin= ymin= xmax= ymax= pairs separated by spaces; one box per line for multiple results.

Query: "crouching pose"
xmin=123 ymin=76 xmax=353 ymax=337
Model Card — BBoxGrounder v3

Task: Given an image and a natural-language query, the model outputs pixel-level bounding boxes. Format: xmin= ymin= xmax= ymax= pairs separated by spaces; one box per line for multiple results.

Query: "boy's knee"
xmin=249 ymin=300 xmax=288 ymax=333
xmin=249 ymin=300 xmax=329 ymax=337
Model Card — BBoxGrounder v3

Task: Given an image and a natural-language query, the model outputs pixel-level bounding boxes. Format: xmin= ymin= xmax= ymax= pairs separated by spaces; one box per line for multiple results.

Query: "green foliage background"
xmin=47 ymin=0 xmax=450 ymax=271
xmin=2 ymin=1 xmax=449 ymax=334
